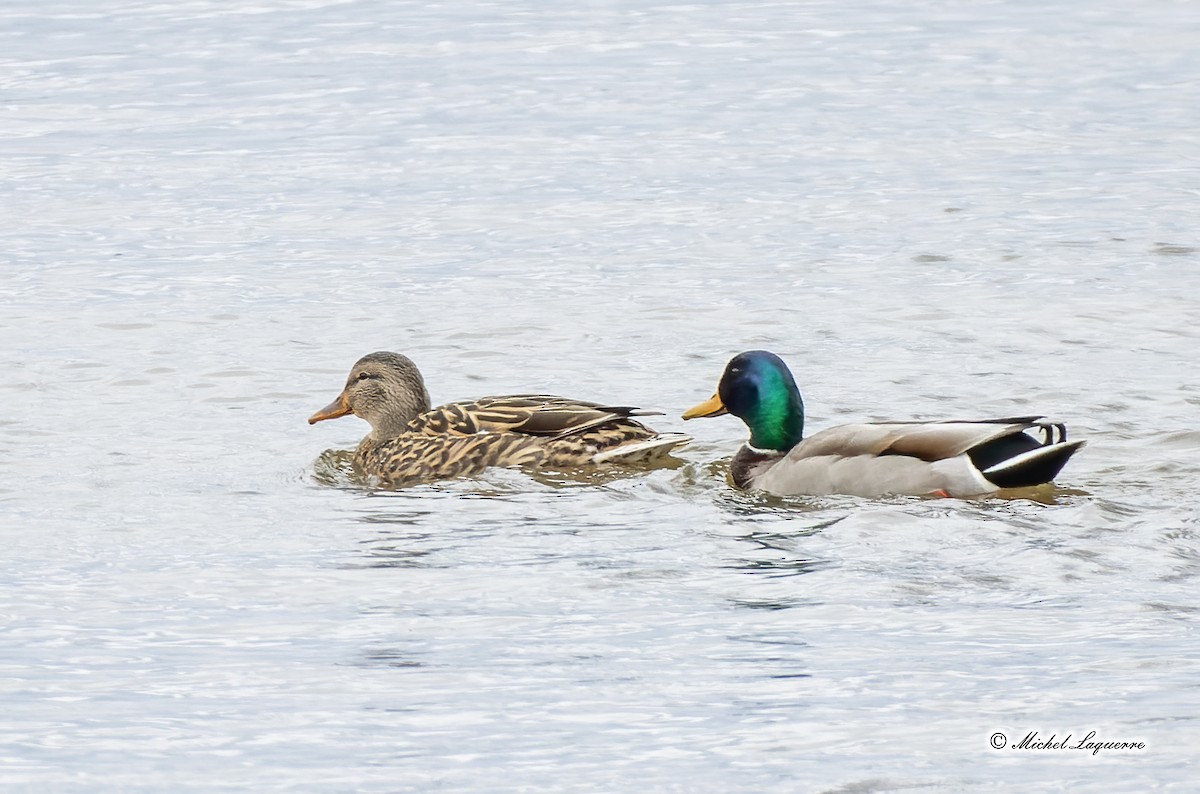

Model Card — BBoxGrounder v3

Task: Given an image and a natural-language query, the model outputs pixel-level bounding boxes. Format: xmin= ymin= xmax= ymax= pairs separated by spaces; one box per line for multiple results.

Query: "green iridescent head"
xmin=683 ymin=350 xmax=805 ymax=451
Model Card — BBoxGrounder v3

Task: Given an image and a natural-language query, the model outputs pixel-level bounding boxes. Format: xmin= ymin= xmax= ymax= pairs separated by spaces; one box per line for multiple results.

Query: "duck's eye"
xmin=356 ymin=372 xmax=374 ymax=381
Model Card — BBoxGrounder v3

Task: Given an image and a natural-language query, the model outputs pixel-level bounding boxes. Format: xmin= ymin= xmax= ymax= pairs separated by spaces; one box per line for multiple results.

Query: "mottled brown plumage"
xmin=309 ymin=352 xmax=690 ymax=487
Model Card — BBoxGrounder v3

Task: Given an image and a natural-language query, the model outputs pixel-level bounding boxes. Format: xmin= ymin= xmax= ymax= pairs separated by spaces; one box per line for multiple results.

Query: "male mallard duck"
xmin=309 ymin=351 xmax=690 ymax=486
xmin=682 ymin=350 xmax=1085 ymax=498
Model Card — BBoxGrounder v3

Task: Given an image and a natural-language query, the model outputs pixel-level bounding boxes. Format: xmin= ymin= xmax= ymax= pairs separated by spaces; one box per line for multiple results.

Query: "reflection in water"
xmin=342 ymin=525 xmax=448 ymax=570
xmin=988 ymin=484 xmax=1091 ymax=506
xmin=729 ymin=596 xmax=817 ymax=611
xmin=727 ymin=633 xmax=811 ymax=649
xmin=356 ymin=511 xmax=430 ymax=526
xmin=1153 ymin=243 xmax=1199 ymax=256
xmin=725 ymin=527 xmax=833 ymax=580
xmin=351 ymin=647 xmax=425 ymax=670
xmin=726 ymin=556 xmax=828 ymax=579
xmin=311 ymin=448 xmax=357 ymax=488
xmin=348 ymin=542 xmax=441 ymax=570
xmin=524 ymin=457 xmax=686 ymax=489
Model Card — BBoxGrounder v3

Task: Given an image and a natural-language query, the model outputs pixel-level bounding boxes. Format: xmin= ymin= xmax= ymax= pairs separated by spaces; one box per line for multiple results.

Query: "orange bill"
xmin=308 ymin=392 xmax=352 ymax=424
xmin=682 ymin=393 xmax=727 ymax=420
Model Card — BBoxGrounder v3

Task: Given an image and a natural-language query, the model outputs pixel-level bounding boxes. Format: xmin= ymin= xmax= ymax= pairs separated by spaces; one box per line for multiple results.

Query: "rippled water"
xmin=4 ymin=0 xmax=1199 ymax=790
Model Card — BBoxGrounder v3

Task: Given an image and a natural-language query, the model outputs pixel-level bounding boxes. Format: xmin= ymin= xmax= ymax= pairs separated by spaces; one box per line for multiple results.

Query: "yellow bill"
xmin=682 ymin=393 xmax=727 ymax=420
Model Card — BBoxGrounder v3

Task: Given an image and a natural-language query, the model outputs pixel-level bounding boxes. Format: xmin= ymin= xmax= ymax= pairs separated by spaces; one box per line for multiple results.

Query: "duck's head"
xmin=682 ymin=350 xmax=805 ymax=451
xmin=308 ymin=351 xmax=433 ymax=438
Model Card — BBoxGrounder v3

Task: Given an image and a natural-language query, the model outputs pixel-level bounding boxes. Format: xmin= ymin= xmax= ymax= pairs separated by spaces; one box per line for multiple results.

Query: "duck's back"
xmin=356 ymin=394 xmax=688 ymax=484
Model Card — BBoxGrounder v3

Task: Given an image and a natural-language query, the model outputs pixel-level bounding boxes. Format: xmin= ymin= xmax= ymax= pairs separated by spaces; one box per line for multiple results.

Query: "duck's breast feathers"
xmin=750 ymin=452 xmax=988 ymax=498
xmin=405 ymin=395 xmax=662 ymax=439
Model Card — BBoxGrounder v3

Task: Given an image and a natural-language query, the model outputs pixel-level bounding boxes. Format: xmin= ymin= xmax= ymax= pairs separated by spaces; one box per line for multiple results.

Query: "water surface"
xmin=3 ymin=0 xmax=1199 ymax=790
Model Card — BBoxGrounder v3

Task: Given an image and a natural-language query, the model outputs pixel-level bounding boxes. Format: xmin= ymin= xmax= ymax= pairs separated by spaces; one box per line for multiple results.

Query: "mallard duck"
xmin=309 ymin=351 xmax=690 ymax=486
xmin=682 ymin=350 xmax=1085 ymax=498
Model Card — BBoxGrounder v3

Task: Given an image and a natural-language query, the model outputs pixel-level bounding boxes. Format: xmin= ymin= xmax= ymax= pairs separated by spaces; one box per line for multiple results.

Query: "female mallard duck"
xmin=309 ymin=351 xmax=690 ymax=486
xmin=682 ymin=350 xmax=1085 ymax=498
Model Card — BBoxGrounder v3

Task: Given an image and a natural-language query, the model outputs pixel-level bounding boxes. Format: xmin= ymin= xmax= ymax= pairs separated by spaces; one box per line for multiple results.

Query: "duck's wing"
xmin=792 ymin=417 xmax=1057 ymax=462
xmin=750 ymin=417 xmax=1082 ymax=497
xmin=407 ymin=394 xmax=663 ymax=439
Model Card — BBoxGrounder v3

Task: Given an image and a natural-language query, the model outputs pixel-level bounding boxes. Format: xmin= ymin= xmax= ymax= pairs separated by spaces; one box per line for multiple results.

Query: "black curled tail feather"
xmin=979 ymin=440 xmax=1086 ymax=489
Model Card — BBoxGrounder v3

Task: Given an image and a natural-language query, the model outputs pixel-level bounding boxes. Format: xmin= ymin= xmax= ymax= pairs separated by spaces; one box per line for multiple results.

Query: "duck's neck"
xmin=744 ymin=386 xmax=804 ymax=452
xmin=369 ymin=391 xmax=431 ymax=440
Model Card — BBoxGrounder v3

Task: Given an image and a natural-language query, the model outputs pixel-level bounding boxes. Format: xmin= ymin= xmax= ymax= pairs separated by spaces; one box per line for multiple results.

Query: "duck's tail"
xmin=979 ymin=439 xmax=1087 ymax=489
xmin=592 ymin=433 xmax=692 ymax=464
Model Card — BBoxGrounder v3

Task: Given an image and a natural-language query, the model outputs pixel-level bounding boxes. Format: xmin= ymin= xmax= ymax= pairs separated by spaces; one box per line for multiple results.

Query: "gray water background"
xmin=3 ymin=0 xmax=1199 ymax=790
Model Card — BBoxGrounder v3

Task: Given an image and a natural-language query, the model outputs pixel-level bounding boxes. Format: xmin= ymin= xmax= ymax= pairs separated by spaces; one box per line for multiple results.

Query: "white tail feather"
xmin=982 ymin=442 xmax=1078 ymax=475
xmin=591 ymin=434 xmax=691 ymax=464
